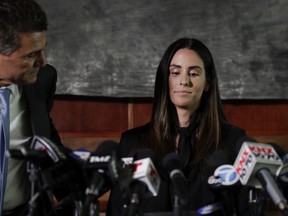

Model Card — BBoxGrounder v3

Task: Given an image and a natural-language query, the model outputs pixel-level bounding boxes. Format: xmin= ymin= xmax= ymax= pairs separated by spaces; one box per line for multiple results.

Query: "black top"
xmin=107 ymin=122 xmax=252 ymax=216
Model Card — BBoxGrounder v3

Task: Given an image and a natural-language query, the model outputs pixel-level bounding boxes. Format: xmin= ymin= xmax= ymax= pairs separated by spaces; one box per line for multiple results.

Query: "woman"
xmin=107 ymin=38 xmax=250 ymax=215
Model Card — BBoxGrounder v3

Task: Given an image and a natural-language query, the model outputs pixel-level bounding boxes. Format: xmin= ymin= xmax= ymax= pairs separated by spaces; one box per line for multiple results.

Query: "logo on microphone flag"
xmin=214 ymin=164 xmax=239 ymax=186
xmin=132 ymin=158 xmax=160 ymax=196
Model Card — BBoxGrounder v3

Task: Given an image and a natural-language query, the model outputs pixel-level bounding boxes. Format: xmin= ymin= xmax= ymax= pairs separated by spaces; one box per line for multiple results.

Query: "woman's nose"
xmin=180 ymin=74 xmax=191 ymax=86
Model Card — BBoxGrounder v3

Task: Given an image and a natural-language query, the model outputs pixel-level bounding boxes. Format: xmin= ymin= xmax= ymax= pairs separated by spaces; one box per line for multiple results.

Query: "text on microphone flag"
xmin=233 ymin=142 xmax=283 ymax=186
xmin=89 ymin=155 xmax=111 ymax=163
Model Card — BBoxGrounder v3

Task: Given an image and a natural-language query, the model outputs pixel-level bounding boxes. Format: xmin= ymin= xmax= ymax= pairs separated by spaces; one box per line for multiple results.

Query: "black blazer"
xmin=22 ymin=64 xmax=61 ymax=146
xmin=107 ymin=123 xmax=251 ymax=216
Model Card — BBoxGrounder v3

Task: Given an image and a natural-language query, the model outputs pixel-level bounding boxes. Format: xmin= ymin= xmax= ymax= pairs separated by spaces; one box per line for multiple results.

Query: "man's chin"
xmin=18 ymin=76 xmax=38 ymax=85
xmin=24 ymin=73 xmax=38 ymax=84
xmin=25 ymin=78 xmax=37 ymax=85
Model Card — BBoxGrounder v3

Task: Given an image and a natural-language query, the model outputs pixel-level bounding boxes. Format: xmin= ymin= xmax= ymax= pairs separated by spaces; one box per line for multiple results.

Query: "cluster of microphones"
xmin=5 ymin=135 xmax=288 ymax=216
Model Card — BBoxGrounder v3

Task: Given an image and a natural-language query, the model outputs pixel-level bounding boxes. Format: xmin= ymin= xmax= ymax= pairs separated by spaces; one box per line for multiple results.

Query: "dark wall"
xmin=38 ymin=0 xmax=288 ymax=99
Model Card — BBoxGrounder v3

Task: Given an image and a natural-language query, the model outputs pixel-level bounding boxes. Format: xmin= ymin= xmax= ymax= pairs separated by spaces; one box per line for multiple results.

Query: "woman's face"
xmin=169 ymin=48 xmax=208 ymax=113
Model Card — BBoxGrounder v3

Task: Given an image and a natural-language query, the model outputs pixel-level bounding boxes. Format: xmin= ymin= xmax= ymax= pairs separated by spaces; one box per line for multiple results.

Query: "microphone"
xmin=233 ymin=139 xmax=288 ymax=212
xmin=82 ymin=140 xmax=118 ymax=216
xmin=162 ymin=152 xmax=188 ymax=206
xmin=68 ymin=148 xmax=91 ymax=162
xmin=126 ymin=148 xmax=160 ymax=197
xmin=6 ymin=135 xmax=71 ymax=189
xmin=206 ymin=150 xmax=239 ymax=216
xmin=197 ymin=203 xmax=226 ymax=216
xmin=207 ymin=150 xmax=239 ymax=189
xmin=131 ymin=149 xmax=160 ymax=197
xmin=6 ymin=135 xmax=68 ymax=169
xmin=126 ymin=148 xmax=161 ymax=216
xmin=85 ymin=140 xmax=119 ymax=196
xmin=277 ymin=156 xmax=288 ymax=186
xmin=6 ymin=147 xmax=54 ymax=167
xmin=30 ymin=135 xmax=68 ymax=163
xmin=267 ymin=143 xmax=288 ymax=186
xmin=162 ymin=152 xmax=189 ymax=216
xmin=7 ymin=136 xmax=79 ymax=215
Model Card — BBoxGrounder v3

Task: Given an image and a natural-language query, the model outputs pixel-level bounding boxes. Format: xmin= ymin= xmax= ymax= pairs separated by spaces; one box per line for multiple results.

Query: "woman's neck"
xmin=177 ymin=109 xmax=193 ymax=127
xmin=176 ymin=104 xmax=200 ymax=127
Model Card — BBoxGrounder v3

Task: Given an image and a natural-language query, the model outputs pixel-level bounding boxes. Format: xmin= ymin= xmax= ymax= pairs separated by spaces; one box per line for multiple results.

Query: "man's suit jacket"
xmin=23 ymin=64 xmax=61 ymax=146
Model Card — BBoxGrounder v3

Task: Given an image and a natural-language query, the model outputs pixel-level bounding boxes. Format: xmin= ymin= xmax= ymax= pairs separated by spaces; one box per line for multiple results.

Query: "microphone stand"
xmin=127 ymin=183 xmax=146 ymax=216
xmin=27 ymin=164 xmax=40 ymax=216
xmin=81 ymin=193 xmax=100 ymax=216
xmin=89 ymin=199 xmax=100 ymax=216
xmin=248 ymin=187 xmax=266 ymax=216
xmin=173 ymin=195 xmax=182 ymax=216
xmin=28 ymin=164 xmax=58 ymax=216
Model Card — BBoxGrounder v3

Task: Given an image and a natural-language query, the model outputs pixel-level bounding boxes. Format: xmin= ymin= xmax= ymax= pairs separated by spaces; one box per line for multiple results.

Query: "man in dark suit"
xmin=0 ymin=0 xmax=64 ymax=215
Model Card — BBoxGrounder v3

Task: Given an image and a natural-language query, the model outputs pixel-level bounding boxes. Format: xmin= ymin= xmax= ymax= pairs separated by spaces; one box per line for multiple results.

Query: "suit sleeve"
xmin=45 ymin=65 xmax=62 ymax=146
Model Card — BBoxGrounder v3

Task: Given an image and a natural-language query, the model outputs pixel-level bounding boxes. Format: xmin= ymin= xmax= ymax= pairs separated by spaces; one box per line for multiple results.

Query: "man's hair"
xmin=0 ymin=0 xmax=48 ymax=56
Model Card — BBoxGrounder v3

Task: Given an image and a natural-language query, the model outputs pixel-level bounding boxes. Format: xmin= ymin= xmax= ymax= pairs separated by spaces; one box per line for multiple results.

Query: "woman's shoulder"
xmin=221 ymin=122 xmax=247 ymax=159
xmin=117 ymin=123 xmax=151 ymax=157
xmin=221 ymin=122 xmax=246 ymax=137
xmin=121 ymin=123 xmax=150 ymax=137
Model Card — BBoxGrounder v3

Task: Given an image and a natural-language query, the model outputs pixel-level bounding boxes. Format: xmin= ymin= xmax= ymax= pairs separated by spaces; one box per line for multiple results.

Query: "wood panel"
xmin=223 ymin=100 xmax=288 ymax=135
xmin=51 ymin=97 xmax=288 ymax=136
xmin=51 ymin=96 xmax=288 ymax=151
xmin=127 ymin=98 xmax=153 ymax=129
xmin=51 ymin=95 xmax=129 ymax=133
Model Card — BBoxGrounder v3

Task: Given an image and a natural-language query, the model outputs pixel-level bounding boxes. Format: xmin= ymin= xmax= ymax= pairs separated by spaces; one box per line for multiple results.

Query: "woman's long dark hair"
xmin=147 ymin=38 xmax=227 ymax=169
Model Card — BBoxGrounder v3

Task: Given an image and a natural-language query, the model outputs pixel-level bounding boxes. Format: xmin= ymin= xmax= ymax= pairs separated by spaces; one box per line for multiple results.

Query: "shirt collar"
xmin=0 ymin=84 xmax=17 ymax=95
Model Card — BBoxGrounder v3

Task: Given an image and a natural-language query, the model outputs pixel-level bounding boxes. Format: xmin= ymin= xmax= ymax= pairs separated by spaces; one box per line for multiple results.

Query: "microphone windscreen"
xmin=206 ymin=150 xmax=231 ymax=177
xmin=267 ymin=143 xmax=286 ymax=158
xmin=91 ymin=140 xmax=118 ymax=156
xmin=130 ymin=148 xmax=158 ymax=165
xmin=162 ymin=153 xmax=188 ymax=205
xmin=235 ymin=136 xmax=257 ymax=152
xmin=231 ymin=135 xmax=258 ymax=159
xmin=208 ymin=150 xmax=231 ymax=166
xmin=162 ymin=152 xmax=183 ymax=173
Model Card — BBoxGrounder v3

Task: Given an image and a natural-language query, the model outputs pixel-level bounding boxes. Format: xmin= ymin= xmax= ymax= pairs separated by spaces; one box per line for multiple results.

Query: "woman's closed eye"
xmin=188 ymin=71 xmax=199 ymax=77
xmin=170 ymin=71 xmax=180 ymax=76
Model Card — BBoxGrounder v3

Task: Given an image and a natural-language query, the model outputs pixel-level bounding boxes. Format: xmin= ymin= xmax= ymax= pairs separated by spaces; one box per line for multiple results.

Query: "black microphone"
xmin=6 ymin=147 xmax=54 ymax=167
xmin=162 ymin=152 xmax=189 ymax=216
xmin=82 ymin=140 xmax=118 ymax=216
xmin=30 ymin=135 xmax=68 ymax=163
xmin=125 ymin=148 xmax=160 ymax=216
xmin=85 ymin=140 xmax=119 ymax=194
xmin=7 ymin=136 xmax=78 ymax=216
xmin=205 ymin=150 xmax=239 ymax=216
xmin=6 ymin=136 xmax=77 ymax=193
xmin=6 ymin=135 xmax=68 ymax=169
xmin=162 ymin=152 xmax=188 ymax=206
xmin=206 ymin=150 xmax=237 ymax=189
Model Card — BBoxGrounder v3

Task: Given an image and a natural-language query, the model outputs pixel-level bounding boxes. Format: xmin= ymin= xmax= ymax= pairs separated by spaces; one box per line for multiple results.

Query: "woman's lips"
xmin=173 ymin=90 xmax=192 ymax=95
